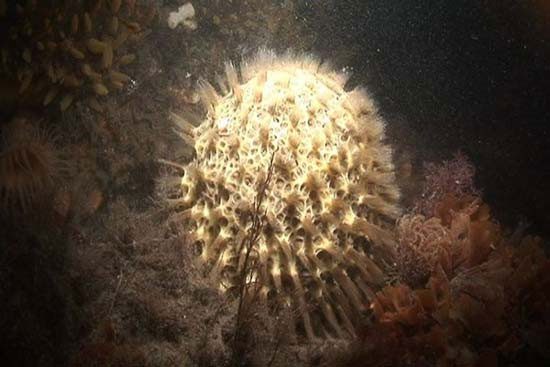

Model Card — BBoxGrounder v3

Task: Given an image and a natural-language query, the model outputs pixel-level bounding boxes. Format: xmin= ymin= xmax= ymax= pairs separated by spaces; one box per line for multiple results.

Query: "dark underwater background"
xmin=303 ymin=0 xmax=550 ymax=237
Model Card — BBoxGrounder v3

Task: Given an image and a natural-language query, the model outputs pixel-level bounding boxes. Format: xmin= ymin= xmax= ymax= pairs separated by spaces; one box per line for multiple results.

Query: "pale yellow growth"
xmin=170 ymin=50 xmax=401 ymax=340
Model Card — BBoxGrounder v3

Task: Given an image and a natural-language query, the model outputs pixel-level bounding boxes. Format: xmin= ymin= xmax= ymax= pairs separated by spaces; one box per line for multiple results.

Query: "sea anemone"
xmin=0 ymin=0 xmax=155 ymax=111
xmin=164 ymin=50 xmax=401 ymax=340
xmin=0 ymin=115 xmax=63 ymax=213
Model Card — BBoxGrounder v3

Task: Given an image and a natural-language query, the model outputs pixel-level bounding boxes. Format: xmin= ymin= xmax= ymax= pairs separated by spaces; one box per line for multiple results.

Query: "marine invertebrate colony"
xmin=414 ymin=152 xmax=479 ymax=218
xmin=0 ymin=0 xmax=154 ymax=111
xmin=166 ymin=50 xmax=401 ymax=339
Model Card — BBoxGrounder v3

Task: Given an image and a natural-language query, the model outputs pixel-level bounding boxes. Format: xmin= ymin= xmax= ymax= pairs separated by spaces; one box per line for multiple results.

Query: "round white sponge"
xmin=168 ymin=50 xmax=401 ymax=339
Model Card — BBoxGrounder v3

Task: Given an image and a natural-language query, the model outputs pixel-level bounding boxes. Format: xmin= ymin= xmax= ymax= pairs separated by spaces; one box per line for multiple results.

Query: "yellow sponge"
xmin=168 ymin=50 xmax=401 ymax=339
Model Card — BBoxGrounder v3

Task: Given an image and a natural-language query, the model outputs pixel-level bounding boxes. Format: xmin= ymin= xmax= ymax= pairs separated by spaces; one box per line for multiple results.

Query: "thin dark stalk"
xmin=231 ymin=148 xmax=278 ymax=364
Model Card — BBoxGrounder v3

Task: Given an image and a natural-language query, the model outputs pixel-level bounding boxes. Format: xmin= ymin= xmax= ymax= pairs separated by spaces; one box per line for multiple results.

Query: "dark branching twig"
xmin=267 ymin=331 xmax=283 ymax=367
xmin=231 ymin=148 xmax=278 ymax=365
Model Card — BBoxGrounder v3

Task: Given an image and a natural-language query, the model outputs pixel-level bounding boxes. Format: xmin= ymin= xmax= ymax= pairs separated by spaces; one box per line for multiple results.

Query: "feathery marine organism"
xmin=165 ymin=50 xmax=401 ymax=340
xmin=0 ymin=0 xmax=155 ymax=112
xmin=0 ymin=116 xmax=64 ymax=213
